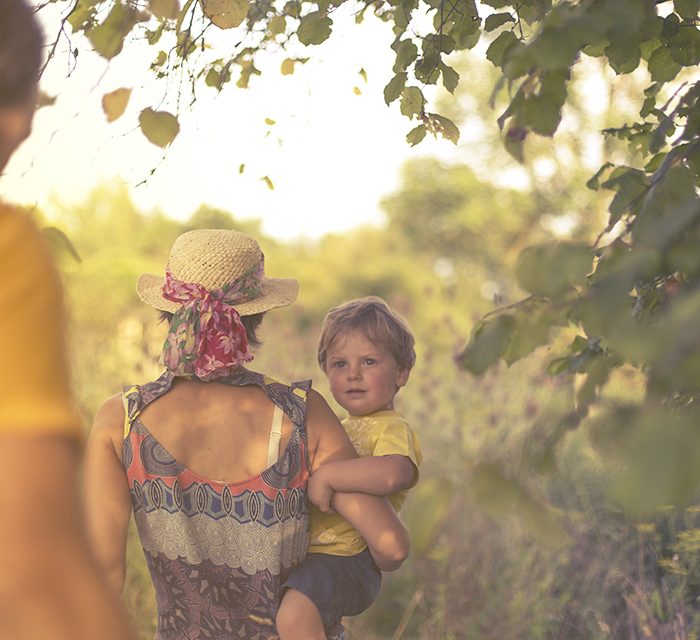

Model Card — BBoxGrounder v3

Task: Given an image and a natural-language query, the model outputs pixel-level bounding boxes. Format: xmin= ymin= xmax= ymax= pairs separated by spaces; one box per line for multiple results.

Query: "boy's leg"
xmin=278 ymin=551 xmax=381 ymax=639
xmin=277 ymin=588 xmax=326 ymax=640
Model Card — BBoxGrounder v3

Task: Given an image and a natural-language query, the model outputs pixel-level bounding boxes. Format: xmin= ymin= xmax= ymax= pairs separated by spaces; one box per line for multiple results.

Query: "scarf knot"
xmin=160 ymin=261 xmax=264 ymax=380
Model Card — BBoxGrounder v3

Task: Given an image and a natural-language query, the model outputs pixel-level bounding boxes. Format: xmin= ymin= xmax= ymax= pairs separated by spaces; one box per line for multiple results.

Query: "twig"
xmin=38 ymin=0 xmax=80 ymax=79
xmin=391 ymin=589 xmax=424 ymax=640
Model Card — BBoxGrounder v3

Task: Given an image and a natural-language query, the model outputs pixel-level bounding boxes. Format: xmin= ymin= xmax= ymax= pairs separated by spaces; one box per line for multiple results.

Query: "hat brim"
xmin=136 ymin=273 xmax=299 ymax=315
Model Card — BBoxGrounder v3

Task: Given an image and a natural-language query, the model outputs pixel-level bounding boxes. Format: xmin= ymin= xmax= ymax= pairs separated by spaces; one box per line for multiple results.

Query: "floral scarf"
xmin=160 ymin=262 xmax=263 ymax=380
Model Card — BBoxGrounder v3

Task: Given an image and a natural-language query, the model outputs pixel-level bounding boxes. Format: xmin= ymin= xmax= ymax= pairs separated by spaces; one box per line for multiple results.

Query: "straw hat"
xmin=137 ymin=229 xmax=298 ymax=315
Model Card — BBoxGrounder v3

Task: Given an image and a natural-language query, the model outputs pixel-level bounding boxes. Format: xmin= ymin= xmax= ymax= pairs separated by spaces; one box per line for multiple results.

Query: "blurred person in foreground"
xmin=83 ymin=229 xmax=409 ymax=639
xmin=0 ymin=1 xmax=137 ymax=638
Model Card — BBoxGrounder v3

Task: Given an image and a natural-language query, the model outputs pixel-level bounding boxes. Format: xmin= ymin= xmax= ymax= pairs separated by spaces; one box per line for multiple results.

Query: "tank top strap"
xmin=121 ymin=371 xmax=177 ymax=440
xmin=266 ymin=404 xmax=284 ymax=467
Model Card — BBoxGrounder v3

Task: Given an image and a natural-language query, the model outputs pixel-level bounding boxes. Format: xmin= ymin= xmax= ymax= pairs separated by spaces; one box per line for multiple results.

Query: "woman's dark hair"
xmin=0 ymin=0 xmax=43 ymax=106
xmin=159 ymin=311 xmax=265 ymax=349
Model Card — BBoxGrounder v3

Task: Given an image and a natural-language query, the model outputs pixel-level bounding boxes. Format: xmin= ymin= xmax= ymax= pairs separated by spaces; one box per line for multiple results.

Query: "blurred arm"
xmin=0 ymin=434 xmax=137 ymax=640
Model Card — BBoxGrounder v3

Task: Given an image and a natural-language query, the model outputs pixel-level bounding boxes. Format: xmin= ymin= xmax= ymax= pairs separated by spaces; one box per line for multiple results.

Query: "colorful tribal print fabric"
xmin=123 ymin=370 xmax=311 ymax=639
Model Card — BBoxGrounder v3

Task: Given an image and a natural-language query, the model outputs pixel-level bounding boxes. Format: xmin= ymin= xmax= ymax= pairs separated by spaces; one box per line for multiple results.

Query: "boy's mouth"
xmin=346 ymin=388 xmax=366 ymax=395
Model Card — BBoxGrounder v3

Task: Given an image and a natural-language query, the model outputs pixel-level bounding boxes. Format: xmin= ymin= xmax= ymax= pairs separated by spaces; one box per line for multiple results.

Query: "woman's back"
xmin=122 ymin=370 xmax=311 ymax=640
xmin=138 ymin=376 xmax=295 ymax=484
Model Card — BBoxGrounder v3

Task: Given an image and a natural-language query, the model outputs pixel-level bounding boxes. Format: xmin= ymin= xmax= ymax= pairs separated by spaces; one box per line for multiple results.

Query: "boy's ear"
xmin=396 ymin=368 xmax=410 ymax=388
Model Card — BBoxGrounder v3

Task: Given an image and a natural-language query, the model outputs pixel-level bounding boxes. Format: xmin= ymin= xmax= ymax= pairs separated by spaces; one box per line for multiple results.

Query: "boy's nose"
xmin=347 ymin=365 xmax=362 ymax=380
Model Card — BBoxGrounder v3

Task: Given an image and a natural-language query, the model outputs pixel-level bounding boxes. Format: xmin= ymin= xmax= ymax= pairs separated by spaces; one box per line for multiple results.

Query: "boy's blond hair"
xmin=317 ymin=296 xmax=416 ymax=372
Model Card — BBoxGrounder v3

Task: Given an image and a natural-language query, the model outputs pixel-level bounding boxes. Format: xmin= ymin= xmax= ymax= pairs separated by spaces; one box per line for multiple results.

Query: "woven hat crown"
xmin=137 ymin=228 xmax=299 ymax=315
xmin=167 ymin=229 xmax=262 ymax=289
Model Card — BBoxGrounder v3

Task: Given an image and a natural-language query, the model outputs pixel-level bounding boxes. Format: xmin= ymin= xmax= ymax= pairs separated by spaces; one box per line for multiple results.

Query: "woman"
xmin=84 ymin=229 xmax=408 ymax=639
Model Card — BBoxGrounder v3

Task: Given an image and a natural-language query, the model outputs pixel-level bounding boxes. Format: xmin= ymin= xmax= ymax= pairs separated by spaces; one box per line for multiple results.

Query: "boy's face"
xmin=325 ymin=329 xmax=409 ymax=416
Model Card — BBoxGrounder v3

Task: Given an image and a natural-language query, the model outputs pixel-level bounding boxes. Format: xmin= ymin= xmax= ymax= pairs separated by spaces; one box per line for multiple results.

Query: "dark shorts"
xmin=283 ymin=548 xmax=382 ymax=632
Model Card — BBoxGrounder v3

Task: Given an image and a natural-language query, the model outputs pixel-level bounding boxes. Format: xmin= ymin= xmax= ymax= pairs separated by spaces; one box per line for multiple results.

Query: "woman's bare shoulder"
xmin=90 ymin=394 xmax=126 ymax=440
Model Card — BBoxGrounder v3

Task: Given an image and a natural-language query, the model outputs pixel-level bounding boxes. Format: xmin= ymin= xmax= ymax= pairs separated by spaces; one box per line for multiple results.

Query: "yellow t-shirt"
xmin=308 ymin=409 xmax=422 ymax=556
xmin=0 ymin=204 xmax=81 ymax=436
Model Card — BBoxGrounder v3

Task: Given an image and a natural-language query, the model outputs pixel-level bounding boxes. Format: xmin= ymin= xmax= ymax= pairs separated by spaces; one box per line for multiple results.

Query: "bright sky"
xmin=1 ymin=3 xmax=450 ymax=241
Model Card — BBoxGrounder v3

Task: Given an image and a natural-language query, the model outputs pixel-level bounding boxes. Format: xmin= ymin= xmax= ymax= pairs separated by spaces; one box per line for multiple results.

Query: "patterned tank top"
xmin=122 ymin=370 xmax=311 ymax=640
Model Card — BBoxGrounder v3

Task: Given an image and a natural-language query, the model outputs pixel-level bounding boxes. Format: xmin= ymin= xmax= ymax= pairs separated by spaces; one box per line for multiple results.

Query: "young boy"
xmin=276 ymin=296 xmax=422 ymax=639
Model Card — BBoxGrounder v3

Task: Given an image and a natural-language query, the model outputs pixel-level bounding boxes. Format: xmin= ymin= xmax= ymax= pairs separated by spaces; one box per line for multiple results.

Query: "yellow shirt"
xmin=308 ymin=409 xmax=422 ymax=556
xmin=0 ymin=204 xmax=81 ymax=436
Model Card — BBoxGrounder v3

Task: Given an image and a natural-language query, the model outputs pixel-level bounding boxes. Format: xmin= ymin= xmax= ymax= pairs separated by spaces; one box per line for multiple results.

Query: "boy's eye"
xmin=363 ymin=358 xmax=376 ymax=366
xmin=332 ymin=360 xmax=346 ymax=368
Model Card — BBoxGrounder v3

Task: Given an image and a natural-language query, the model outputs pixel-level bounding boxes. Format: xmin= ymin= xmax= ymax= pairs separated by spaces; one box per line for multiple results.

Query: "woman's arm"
xmin=305 ymin=389 xmax=358 ymax=472
xmin=83 ymin=394 xmax=134 ymax=594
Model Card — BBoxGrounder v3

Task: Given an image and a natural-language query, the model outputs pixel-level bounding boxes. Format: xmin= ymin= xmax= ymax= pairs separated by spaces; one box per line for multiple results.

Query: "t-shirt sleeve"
xmin=372 ymin=418 xmax=422 ymax=487
xmin=0 ymin=206 xmax=82 ymax=437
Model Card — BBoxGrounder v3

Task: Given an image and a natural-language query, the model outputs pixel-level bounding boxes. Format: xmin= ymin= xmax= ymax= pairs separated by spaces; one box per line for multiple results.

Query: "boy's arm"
xmin=308 ymin=454 xmax=416 ymax=513
xmin=332 ymin=492 xmax=410 ymax=571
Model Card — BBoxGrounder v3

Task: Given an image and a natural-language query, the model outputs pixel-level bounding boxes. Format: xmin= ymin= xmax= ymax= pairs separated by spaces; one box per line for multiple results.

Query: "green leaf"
xmin=269 ymin=15 xmax=287 ymax=36
xmin=471 ymin=463 xmax=566 ymax=546
xmin=640 ymin=95 xmax=656 ymax=118
xmin=528 ymin=28 xmax=579 ymax=71
xmin=670 ymin=26 xmax=700 ymax=66
xmin=611 ymin=408 xmax=700 ymax=515
xmin=261 ymin=176 xmax=275 ymax=190
xmin=399 ymin=86 xmax=425 ymax=119
xmin=414 ymin=54 xmax=440 ymax=85
xmin=392 ymin=38 xmax=418 ymax=73
xmin=67 ymin=0 xmax=96 ymax=32
xmin=440 ymin=63 xmax=459 ymax=94
xmin=605 ymin=39 xmax=641 ymax=74
xmin=87 ymin=2 xmax=140 ymax=59
xmin=675 ymin=0 xmax=700 ymax=20
xmin=515 ymin=243 xmax=592 ymax=298
xmin=486 ymin=31 xmax=519 ymax=67
xmin=200 ymin=0 xmax=249 ymax=29
xmin=425 ymin=113 xmax=460 ymax=144
xmin=504 ymin=125 xmax=527 ymax=162
xmin=297 ymin=11 xmax=333 ymax=45
xmin=359 ymin=67 xmax=368 ymax=83
xmin=484 ymin=12 xmax=514 ymax=32
xmin=280 ymin=58 xmax=295 ymax=75
xmin=403 ymin=477 xmax=454 ymax=555
xmin=238 ymin=163 xmax=245 ymax=174
xmin=547 ymin=357 xmax=571 ymax=376
xmin=456 ymin=314 xmax=517 ymax=375
xmin=502 ymin=299 xmax=565 ymax=365
xmin=149 ymin=0 xmax=180 ymax=20
xmin=151 ymin=50 xmax=167 ymax=69
xmin=41 ymin=227 xmax=82 ymax=263
xmin=101 ymin=87 xmax=131 ymax=122
xmin=36 ymin=91 xmax=56 ymax=109
xmin=406 ymin=124 xmax=426 ymax=146
xmin=601 ymin=167 xmax=650 ymax=224
xmin=586 ymin=162 xmax=615 ymax=190
xmin=648 ymin=45 xmax=682 ymax=82
xmin=138 ymin=108 xmax=180 ymax=147
xmin=384 ymin=72 xmax=407 ymax=105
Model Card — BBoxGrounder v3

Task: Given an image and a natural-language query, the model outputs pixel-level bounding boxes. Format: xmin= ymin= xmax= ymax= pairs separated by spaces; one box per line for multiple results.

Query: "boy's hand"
xmin=308 ymin=469 xmax=336 ymax=514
